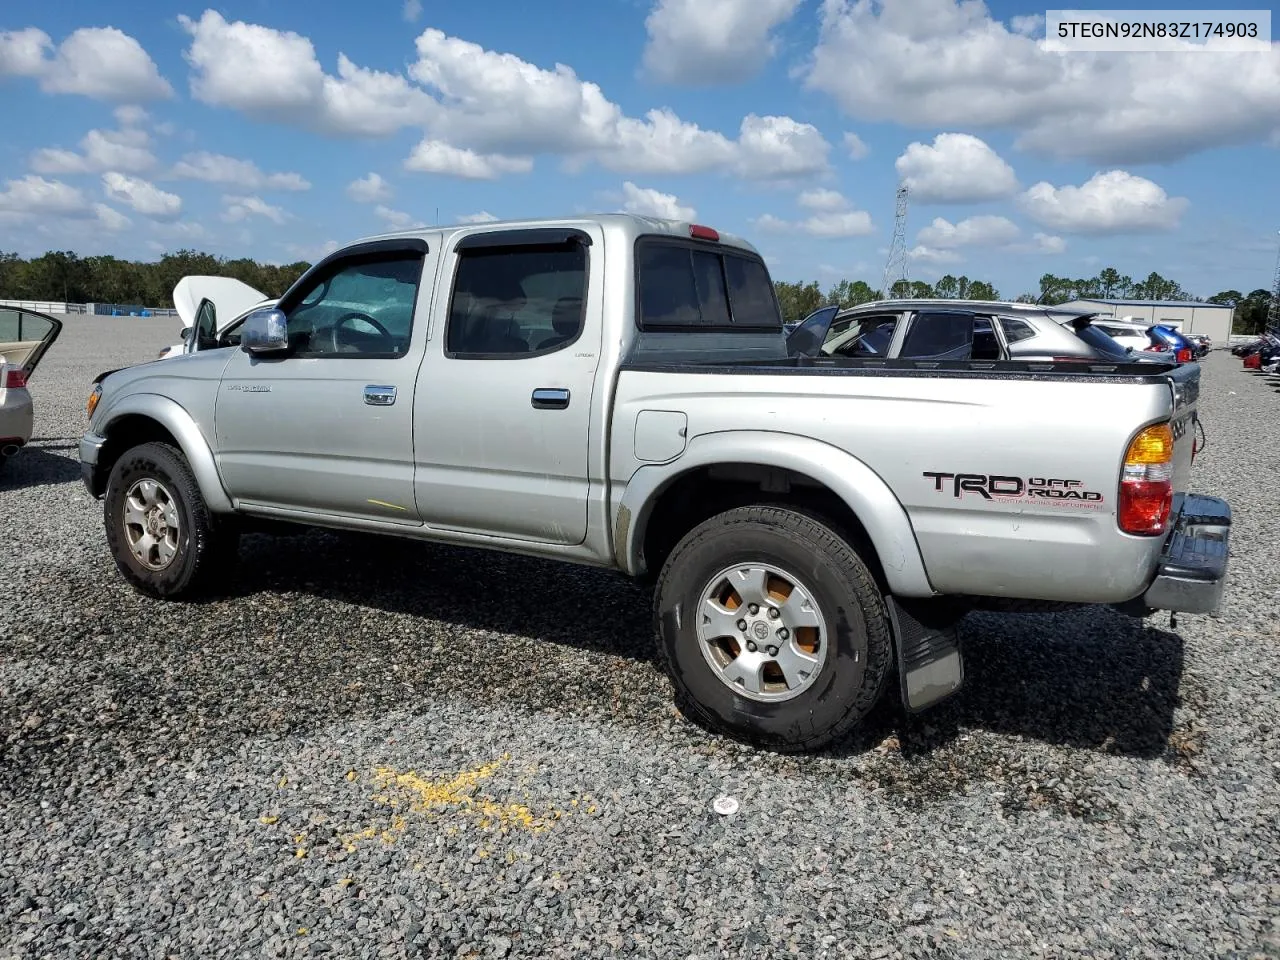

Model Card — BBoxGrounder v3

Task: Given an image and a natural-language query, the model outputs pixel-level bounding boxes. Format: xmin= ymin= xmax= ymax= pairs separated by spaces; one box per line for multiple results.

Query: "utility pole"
xmin=882 ymin=185 xmax=909 ymax=300
xmin=1268 ymin=229 xmax=1280 ymax=334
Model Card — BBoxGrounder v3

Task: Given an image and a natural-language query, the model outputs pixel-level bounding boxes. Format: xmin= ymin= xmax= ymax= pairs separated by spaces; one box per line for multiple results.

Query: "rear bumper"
xmin=1136 ymin=493 xmax=1231 ymax=615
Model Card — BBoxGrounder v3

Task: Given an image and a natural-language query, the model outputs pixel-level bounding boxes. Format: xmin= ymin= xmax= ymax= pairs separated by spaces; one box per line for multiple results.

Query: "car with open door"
xmin=158 ymin=276 xmax=273 ymax=360
xmin=785 ymin=299 xmax=1146 ymax=364
xmin=0 ymin=306 xmax=62 ymax=472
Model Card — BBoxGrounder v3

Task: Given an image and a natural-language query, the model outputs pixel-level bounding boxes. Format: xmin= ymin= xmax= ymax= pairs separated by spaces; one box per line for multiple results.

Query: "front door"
xmin=214 ymin=240 xmax=433 ymax=524
xmin=413 ymin=226 xmax=604 ymax=545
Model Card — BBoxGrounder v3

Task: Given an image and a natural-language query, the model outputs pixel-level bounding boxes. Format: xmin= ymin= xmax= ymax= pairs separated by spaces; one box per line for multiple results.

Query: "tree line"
xmin=0 ymin=250 xmax=311 ymax=307
xmin=777 ymin=266 xmax=1275 ymax=335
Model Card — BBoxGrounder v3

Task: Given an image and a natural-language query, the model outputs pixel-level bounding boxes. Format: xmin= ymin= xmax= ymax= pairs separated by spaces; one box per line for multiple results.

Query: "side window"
xmin=194 ymin=299 xmax=218 ymax=350
xmin=999 ymin=317 xmax=1036 ymax=344
xmin=445 ymin=242 xmax=587 ymax=358
xmin=637 ymin=241 xmax=781 ymax=330
xmin=822 ymin=314 xmax=898 ymax=358
xmin=900 ymin=312 xmax=976 ymax=361
xmin=284 ymin=254 xmax=424 ymax=358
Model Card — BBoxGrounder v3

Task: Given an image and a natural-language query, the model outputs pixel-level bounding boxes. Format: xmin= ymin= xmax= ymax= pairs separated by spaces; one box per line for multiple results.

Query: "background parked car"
xmin=158 ymin=276 xmax=274 ymax=359
xmin=786 ymin=300 xmax=1157 ymax=364
xmin=0 ymin=307 xmax=62 ymax=472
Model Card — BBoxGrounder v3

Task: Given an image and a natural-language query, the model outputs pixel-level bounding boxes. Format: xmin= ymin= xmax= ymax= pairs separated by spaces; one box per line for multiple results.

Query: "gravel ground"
xmin=2 ymin=317 xmax=1278 ymax=960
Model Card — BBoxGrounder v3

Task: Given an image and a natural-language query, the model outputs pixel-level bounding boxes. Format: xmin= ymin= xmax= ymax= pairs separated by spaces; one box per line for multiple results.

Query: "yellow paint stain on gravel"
xmin=341 ymin=756 xmax=572 ymax=850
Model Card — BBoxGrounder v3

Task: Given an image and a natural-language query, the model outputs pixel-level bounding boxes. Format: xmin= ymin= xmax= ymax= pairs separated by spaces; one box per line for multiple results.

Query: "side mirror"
xmin=240 ymin=308 xmax=289 ymax=355
xmin=179 ymin=326 xmax=192 ymax=341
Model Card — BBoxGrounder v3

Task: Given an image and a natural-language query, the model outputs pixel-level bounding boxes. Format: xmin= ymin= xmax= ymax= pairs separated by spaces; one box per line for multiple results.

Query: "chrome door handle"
xmin=531 ymin=387 xmax=570 ymax=410
xmin=364 ymin=384 xmax=397 ymax=406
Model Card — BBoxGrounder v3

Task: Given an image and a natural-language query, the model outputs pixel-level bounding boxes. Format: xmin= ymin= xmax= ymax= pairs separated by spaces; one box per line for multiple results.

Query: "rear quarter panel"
xmin=612 ymin=366 xmax=1181 ymax=603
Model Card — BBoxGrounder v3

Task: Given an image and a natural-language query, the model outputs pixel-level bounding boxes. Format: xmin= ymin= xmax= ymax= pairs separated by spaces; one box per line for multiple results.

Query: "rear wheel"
xmin=104 ymin=441 xmax=238 ymax=599
xmin=653 ymin=505 xmax=892 ymax=752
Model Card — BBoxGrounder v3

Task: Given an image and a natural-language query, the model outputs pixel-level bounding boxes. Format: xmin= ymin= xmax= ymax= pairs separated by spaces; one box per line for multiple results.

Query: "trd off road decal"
xmin=923 ymin=472 xmax=1106 ymax=510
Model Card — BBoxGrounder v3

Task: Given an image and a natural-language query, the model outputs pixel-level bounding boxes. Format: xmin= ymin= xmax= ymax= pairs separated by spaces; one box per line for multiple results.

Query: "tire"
xmin=103 ymin=441 xmax=238 ymax=600
xmin=653 ymin=504 xmax=892 ymax=753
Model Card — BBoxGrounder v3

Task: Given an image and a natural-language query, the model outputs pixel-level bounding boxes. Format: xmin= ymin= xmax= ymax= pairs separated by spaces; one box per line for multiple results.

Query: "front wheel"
xmin=103 ymin=441 xmax=238 ymax=599
xmin=653 ymin=505 xmax=892 ymax=752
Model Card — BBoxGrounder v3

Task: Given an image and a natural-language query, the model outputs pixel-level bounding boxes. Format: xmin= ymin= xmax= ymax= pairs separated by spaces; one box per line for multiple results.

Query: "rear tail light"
xmin=1176 ymin=347 xmax=1192 ymax=363
xmin=1118 ymin=422 xmax=1174 ymax=536
xmin=3 ymin=369 xmax=26 ymax=389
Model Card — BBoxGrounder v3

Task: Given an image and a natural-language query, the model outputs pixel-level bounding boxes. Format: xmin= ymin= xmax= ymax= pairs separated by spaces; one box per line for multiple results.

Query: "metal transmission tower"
xmin=882 ymin=185 xmax=909 ymax=299
xmin=1269 ymin=230 xmax=1280 ymax=333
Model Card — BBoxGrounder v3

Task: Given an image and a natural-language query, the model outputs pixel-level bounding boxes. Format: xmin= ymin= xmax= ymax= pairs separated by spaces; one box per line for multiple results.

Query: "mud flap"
xmin=887 ymin=597 xmax=964 ymax=713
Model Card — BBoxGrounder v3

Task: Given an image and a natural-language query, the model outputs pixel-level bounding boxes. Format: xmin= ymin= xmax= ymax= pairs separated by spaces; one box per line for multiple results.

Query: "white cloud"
xmin=642 ymin=0 xmax=803 ymax=85
xmin=797 ymin=188 xmax=847 ymax=212
xmin=404 ymin=140 xmax=533 ymax=179
xmin=908 ymin=245 xmax=964 ymax=265
xmin=0 ymin=26 xmax=172 ymax=101
xmin=403 ymin=0 xmax=424 ymax=22
xmin=222 ymin=195 xmax=288 ymax=225
xmin=753 ymin=207 xmax=875 ymax=238
xmin=102 ymin=172 xmax=182 ymax=220
xmin=1017 ymin=170 xmax=1189 ymax=234
xmin=175 ymin=14 xmax=832 ymax=179
xmin=30 ymin=126 xmax=156 ymax=175
xmin=347 ymin=172 xmax=392 ymax=203
xmin=895 ymin=134 xmax=1018 ymax=204
xmin=734 ymin=114 xmax=831 ymax=180
xmin=1029 ymin=232 xmax=1066 ymax=254
xmin=113 ymin=105 xmax=148 ymax=127
xmin=805 ymin=0 xmax=1280 ymax=164
xmin=458 ymin=211 xmax=498 ymax=223
xmin=179 ymin=11 xmax=433 ymax=137
xmin=843 ymin=131 xmax=869 ymax=159
xmin=374 ymin=205 xmax=426 ymax=230
xmin=621 ymin=181 xmax=696 ymax=221
xmin=916 ymin=215 xmax=1020 ymax=249
xmin=170 ymin=152 xmax=311 ymax=191
xmin=0 ymin=175 xmax=131 ymax=231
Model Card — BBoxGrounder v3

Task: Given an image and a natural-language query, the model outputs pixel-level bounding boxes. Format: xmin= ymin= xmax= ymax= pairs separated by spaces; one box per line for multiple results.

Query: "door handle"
xmin=364 ymin=384 xmax=397 ymax=406
xmin=531 ymin=387 xmax=570 ymax=410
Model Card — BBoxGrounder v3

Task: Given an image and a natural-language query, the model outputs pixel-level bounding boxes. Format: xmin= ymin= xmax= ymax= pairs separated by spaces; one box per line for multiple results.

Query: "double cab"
xmin=80 ymin=215 xmax=1231 ymax=751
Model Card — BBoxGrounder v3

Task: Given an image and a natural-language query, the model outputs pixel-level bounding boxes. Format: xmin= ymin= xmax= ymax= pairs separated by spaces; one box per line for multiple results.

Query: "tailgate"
xmin=1165 ymin=361 xmax=1200 ymax=493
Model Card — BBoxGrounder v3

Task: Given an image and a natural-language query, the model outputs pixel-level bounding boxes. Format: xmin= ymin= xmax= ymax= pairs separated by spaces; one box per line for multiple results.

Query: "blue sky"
xmin=0 ymin=0 xmax=1277 ymax=300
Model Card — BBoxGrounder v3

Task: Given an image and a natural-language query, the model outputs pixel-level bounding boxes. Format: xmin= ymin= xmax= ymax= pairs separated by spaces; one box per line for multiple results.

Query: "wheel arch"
xmin=616 ymin=430 xmax=936 ymax=597
xmin=89 ymin=394 xmax=233 ymax=512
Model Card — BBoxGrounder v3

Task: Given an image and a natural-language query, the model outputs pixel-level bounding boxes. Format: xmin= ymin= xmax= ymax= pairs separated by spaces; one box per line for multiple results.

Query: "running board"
xmin=887 ymin=597 xmax=964 ymax=713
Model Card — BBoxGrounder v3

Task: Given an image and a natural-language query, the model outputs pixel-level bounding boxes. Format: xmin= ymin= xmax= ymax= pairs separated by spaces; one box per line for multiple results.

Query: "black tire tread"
xmin=103 ymin=441 xmax=236 ymax=600
xmin=653 ymin=503 xmax=892 ymax=753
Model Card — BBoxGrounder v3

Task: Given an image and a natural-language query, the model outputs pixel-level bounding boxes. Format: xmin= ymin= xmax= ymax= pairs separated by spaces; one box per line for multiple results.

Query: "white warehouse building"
xmin=1060 ymin=298 xmax=1233 ymax=343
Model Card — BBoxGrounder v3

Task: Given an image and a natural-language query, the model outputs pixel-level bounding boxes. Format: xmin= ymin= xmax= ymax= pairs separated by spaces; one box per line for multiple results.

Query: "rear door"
xmin=0 ymin=307 xmax=62 ymax=381
xmin=413 ymin=226 xmax=605 ymax=544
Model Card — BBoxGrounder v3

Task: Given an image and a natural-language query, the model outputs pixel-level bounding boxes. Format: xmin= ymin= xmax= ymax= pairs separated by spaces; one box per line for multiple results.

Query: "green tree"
xmin=1232 ymin=288 xmax=1273 ymax=335
xmin=826 ymin=278 xmax=879 ymax=308
xmin=965 ymin=280 xmax=999 ymax=301
xmin=933 ymin=274 xmax=959 ymax=299
xmin=773 ymin=280 xmax=824 ymax=323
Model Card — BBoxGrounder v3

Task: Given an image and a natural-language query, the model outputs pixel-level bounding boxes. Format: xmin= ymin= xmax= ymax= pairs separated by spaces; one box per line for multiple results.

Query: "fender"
xmin=616 ymin=430 xmax=937 ymax=597
xmin=91 ymin=392 xmax=235 ymax=513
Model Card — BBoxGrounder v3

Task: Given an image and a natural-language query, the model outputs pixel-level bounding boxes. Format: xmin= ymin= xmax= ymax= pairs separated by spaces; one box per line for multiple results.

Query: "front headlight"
xmin=86 ymin=384 xmax=101 ymax=420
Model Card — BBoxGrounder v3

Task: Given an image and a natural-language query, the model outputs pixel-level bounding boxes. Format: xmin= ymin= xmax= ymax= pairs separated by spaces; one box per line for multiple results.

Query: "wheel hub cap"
xmin=695 ymin=563 xmax=829 ymax=703
xmin=122 ymin=478 xmax=181 ymax=571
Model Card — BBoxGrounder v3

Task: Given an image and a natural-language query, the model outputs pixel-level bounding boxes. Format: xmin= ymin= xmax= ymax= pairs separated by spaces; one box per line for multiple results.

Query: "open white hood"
xmin=172 ymin=276 xmax=269 ymax=332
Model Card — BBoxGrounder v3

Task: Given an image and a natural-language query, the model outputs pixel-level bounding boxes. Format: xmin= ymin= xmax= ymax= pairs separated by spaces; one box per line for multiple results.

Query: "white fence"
xmin=0 ymin=299 xmax=179 ymax=318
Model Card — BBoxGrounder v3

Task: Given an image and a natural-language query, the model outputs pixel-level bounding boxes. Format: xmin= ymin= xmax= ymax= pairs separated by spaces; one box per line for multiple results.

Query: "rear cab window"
xmin=636 ymin=238 xmax=781 ymax=331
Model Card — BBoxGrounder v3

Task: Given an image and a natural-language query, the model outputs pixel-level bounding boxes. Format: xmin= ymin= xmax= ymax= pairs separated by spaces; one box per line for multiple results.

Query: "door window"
xmin=636 ymin=241 xmax=781 ymax=330
xmin=821 ymin=314 xmax=899 ymax=358
xmin=899 ymin=312 xmax=977 ymax=361
xmin=445 ymin=242 xmax=588 ymax=358
xmin=193 ymin=299 xmax=218 ymax=350
xmin=284 ymin=254 xmax=424 ymax=358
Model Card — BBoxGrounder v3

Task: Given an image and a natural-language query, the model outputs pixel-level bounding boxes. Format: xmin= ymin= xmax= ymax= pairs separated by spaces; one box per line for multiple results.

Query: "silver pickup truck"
xmin=80 ymin=215 xmax=1232 ymax=752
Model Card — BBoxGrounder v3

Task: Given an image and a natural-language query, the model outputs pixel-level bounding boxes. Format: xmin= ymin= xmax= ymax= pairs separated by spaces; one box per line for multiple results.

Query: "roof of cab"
xmin=347 ymin=213 xmax=761 ymax=258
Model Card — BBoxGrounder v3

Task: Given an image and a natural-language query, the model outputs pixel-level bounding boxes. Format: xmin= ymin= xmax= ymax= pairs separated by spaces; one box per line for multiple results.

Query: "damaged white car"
xmin=158 ymin=276 xmax=275 ymax=359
